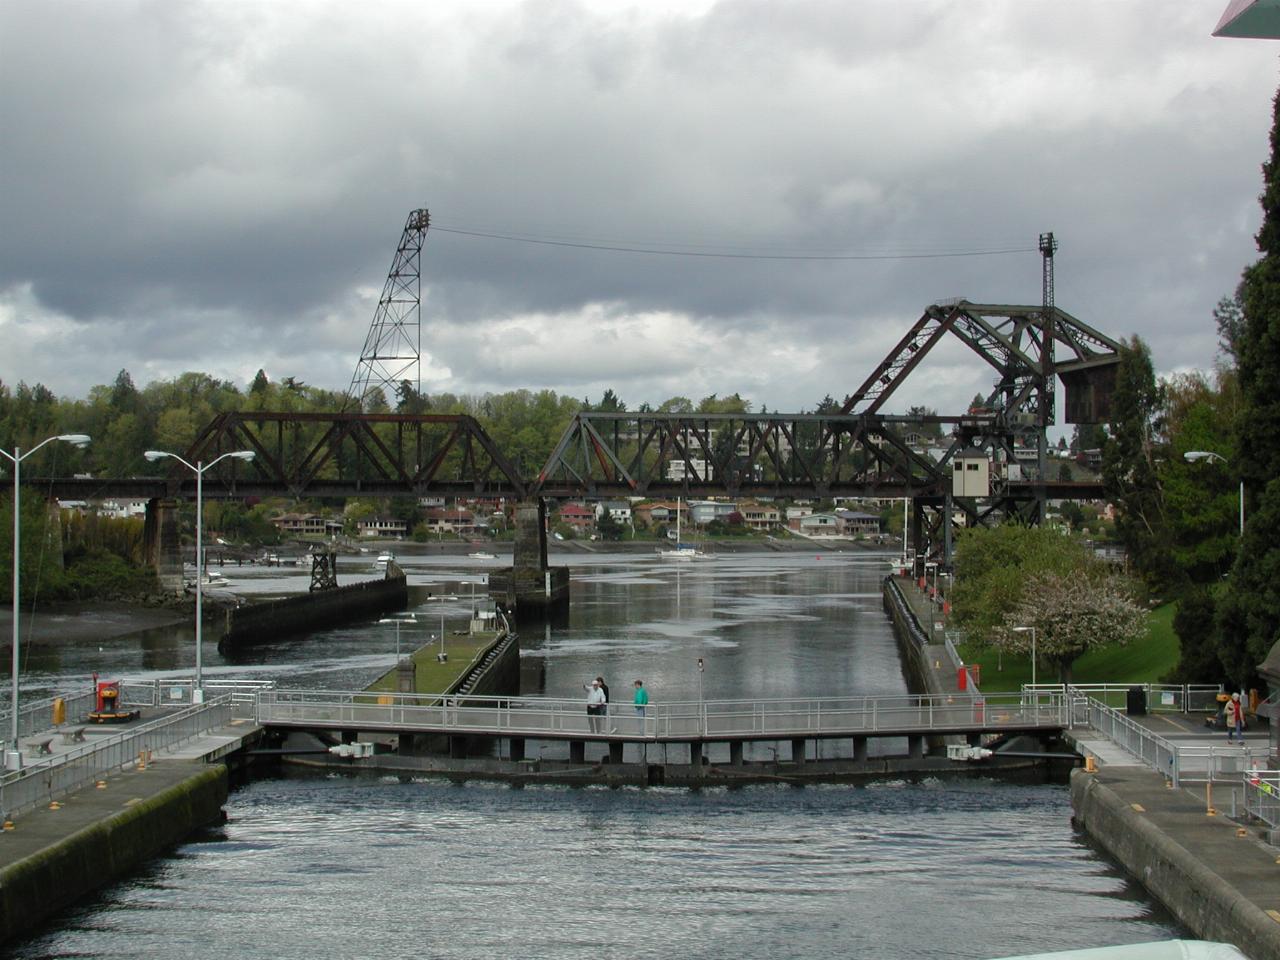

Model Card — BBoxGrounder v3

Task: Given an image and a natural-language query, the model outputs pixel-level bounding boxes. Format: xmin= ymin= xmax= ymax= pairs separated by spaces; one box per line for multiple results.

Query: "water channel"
xmin=7 ymin=549 xmax=1184 ymax=958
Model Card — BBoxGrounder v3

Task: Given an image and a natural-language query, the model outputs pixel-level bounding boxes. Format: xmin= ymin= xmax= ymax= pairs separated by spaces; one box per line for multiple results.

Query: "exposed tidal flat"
xmin=6 ymin=551 xmax=1185 ymax=957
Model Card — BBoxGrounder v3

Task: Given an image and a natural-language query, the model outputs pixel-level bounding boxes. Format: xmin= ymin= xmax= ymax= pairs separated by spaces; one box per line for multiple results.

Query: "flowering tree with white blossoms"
xmin=994 ymin=570 xmax=1148 ymax=683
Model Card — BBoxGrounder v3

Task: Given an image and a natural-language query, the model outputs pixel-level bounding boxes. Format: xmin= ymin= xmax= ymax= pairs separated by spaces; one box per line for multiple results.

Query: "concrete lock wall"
xmin=881 ymin=578 xmax=933 ymax=695
xmin=1070 ymin=770 xmax=1280 ymax=960
xmin=0 ymin=766 xmax=228 ymax=944
xmin=221 ymin=570 xmax=408 ymax=650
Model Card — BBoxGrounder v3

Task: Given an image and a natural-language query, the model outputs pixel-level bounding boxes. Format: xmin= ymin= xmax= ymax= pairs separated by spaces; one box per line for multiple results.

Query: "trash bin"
xmin=1126 ymin=686 xmax=1146 ymax=716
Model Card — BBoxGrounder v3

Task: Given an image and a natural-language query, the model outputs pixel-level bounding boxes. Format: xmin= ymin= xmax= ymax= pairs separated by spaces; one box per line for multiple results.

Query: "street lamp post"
xmin=1184 ymin=450 xmax=1244 ymax=536
xmin=426 ymin=594 xmax=457 ymax=663
xmin=3 ymin=433 xmax=91 ymax=766
xmin=145 ymin=449 xmax=255 ymax=700
xmin=1013 ymin=626 xmax=1037 ymax=688
xmin=378 ymin=616 xmax=419 ymax=660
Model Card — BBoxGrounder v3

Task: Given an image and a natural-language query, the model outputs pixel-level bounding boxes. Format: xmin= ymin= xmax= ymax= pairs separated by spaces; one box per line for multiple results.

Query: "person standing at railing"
xmin=584 ymin=679 xmax=606 ymax=734
xmin=633 ymin=680 xmax=648 ymax=717
xmin=1224 ymin=692 xmax=1245 ymax=743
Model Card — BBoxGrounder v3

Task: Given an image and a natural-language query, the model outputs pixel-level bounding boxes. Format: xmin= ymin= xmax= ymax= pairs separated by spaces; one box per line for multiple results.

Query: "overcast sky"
xmin=1 ymin=0 xmax=1276 ymax=420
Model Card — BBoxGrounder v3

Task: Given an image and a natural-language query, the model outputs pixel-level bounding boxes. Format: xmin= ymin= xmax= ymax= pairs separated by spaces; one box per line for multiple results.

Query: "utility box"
xmin=1126 ymin=686 xmax=1147 ymax=716
xmin=952 ymin=449 xmax=991 ymax=498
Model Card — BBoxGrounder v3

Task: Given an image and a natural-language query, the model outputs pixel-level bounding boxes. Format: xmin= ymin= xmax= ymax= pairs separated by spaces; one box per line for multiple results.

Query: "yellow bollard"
xmin=3 ymin=820 xmax=14 ymax=831
xmin=136 ymin=750 xmax=146 ymax=770
xmin=1206 ymin=781 xmax=1216 ymax=817
xmin=1085 ymin=755 xmax=1097 ymax=773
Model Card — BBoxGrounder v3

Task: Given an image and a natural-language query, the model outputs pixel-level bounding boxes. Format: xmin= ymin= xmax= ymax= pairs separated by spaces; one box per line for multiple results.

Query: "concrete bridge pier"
xmin=608 ymin=742 xmax=623 ymax=764
xmin=509 ymin=738 xmax=526 ymax=762
xmin=569 ymin=740 xmax=585 ymax=763
xmin=853 ymin=737 xmax=868 ymax=762
xmin=908 ymin=734 xmax=926 ymax=759
xmin=488 ymin=500 xmax=569 ymax=625
xmin=729 ymin=741 xmax=744 ymax=766
xmin=143 ymin=497 xmax=184 ymax=593
xmin=791 ymin=738 xmax=807 ymax=762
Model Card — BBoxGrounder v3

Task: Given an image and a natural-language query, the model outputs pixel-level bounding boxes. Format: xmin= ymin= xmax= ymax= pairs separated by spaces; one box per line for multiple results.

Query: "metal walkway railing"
xmin=0 ymin=699 xmax=235 ymax=820
xmin=250 ymin=689 xmax=1071 ymax=741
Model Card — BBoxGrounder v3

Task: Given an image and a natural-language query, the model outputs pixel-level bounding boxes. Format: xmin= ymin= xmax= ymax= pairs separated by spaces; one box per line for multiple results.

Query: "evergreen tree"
xmin=1101 ymin=336 xmax=1175 ymax=590
xmin=1217 ymin=86 xmax=1280 ymax=686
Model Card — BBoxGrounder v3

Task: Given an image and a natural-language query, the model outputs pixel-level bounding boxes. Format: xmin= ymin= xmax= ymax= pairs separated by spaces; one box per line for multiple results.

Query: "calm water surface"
xmin=8 ymin=550 xmax=1183 ymax=958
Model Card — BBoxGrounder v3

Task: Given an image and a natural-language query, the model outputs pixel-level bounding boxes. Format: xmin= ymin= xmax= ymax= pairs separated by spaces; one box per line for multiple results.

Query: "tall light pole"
xmin=1184 ymin=450 xmax=1243 ymax=536
xmin=3 ymin=433 xmax=90 ymax=766
xmin=1013 ymin=625 xmax=1037 ymax=688
xmin=426 ymin=594 xmax=457 ymax=663
xmin=145 ymin=449 xmax=255 ymax=700
xmin=378 ymin=616 xmax=419 ymax=660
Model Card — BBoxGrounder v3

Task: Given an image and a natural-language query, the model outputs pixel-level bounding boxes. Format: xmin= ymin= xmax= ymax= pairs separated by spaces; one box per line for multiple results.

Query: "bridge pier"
xmin=608 ymin=741 xmax=623 ymax=764
xmin=569 ymin=740 xmax=585 ymax=763
xmin=729 ymin=741 xmax=744 ymax=766
xmin=143 ymin=497 xmax=184 ymax=593
xmin=487 ymin=500 xmax=569 ymax=625
xmin=853 ymin=737 xmax=868 ymax=762
xmin=908 ymin=734 xmax=926 ymax=759
xmin=509 ymin=738 xmax=525 ymax=762
xmin=791 ymin=738 xmax=807 ymax=763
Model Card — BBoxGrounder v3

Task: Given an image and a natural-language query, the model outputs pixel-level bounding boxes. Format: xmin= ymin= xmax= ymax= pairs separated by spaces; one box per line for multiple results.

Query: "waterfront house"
xmin=272 ymin=513 xmax=341 ymax=537
xmin=596 ymin=500 xmax=632 ymax=524
xmin=556 ymin=502 xmax=596 ymax=533
xmin=687 ymin=500 xmax=737 ymax=526
xmin=634 ymin=501 xmax=688 ymax=529
xmin=422 ymin=508 xmax=477 ymax=535
xmin=356 ymin=516 xmax=409 ymax=539
xmin=736 ymin=501 xmax=780 ymax=530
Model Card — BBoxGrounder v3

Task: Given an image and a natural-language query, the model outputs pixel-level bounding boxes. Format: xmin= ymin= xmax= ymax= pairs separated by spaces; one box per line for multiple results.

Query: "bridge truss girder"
xmin=180 ymin=411 xmax=526 ymax=499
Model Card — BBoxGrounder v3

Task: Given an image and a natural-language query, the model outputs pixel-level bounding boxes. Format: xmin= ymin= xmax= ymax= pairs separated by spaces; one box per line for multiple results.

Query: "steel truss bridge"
xmin=35 ymin=297 xmax=1121 ymax=562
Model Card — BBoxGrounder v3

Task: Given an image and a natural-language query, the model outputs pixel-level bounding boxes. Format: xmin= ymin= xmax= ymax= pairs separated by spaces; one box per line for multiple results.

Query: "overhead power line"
xmin=429 ymin=224 xmax=1036 ymax=262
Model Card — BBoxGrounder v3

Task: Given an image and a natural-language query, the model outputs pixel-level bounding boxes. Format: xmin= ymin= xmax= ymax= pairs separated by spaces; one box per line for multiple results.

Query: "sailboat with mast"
xmin=657 ymin=498 xmax=708 ymax=561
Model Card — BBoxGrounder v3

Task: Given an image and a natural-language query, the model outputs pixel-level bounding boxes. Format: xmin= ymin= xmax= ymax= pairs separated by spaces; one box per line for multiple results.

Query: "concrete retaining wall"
xmin=454 ymin=633 xmax=520 ymax=698
xmin=221 ymin=568 xmax=408 ymax=651
xmin=882 ymin=577 xmax=932 ymax=695
xmin=1070 ymin=769 xmax=1280 ymax=960
xmin=0 ymin=765 xmax=228 ymax=944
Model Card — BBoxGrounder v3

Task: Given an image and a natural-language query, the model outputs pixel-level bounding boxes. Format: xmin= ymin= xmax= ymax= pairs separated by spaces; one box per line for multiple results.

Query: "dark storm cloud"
xmin=0 ymin=0 xmax=1274 ymax=414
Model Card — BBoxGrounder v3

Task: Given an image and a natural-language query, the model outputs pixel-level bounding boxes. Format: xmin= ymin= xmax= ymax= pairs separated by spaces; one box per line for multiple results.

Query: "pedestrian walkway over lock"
xmin=252 ymin=688 xmax=1069 ymax=744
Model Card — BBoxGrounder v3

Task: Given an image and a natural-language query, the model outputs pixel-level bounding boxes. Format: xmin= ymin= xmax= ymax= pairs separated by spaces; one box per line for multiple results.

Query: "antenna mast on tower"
xmin=346 ymin=208 xmax=431 ymax=410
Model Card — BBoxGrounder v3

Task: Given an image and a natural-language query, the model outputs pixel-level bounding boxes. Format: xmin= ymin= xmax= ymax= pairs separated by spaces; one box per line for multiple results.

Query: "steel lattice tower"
xmin=346 ymin=208 xmax=431 ymax=410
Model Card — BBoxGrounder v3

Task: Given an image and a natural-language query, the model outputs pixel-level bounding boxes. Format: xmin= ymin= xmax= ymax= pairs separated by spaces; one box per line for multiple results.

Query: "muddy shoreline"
xmin=0 ymin=601 xmax=190 ymax=648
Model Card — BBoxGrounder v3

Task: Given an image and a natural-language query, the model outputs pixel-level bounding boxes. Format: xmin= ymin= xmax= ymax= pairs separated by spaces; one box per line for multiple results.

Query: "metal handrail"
xmin=0 ymin=698 xmax=235 ymax=820
xmin=1026 ymin=683 xmax=1223 ymax=714
xmin=250 ymin=689 xmax=1069 ymax=741
xmin=1243 ymin=770 xmax=1280 ymax=828
xmin=1083 ymin=697 xmax=1268 ymax=789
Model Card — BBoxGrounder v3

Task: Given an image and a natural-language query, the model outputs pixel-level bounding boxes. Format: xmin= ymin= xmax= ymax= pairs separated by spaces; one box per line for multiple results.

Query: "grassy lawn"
xmin=364 ymin=629 xmax=502 ymax=697
xmin=958 ymin=602 xmax=1180 ymax=692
